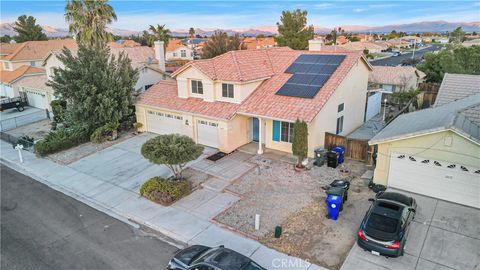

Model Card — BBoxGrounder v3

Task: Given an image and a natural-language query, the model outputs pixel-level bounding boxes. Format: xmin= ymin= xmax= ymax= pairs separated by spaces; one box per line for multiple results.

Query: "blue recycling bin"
xmin=326 ymin=194 xmax=343 ymax=220
xmin=332 ymin=146 xmax=346 ymax=164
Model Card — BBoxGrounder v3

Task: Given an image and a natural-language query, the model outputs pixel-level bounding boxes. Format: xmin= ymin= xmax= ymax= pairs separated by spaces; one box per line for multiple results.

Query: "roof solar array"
xmin=277 ymin=54 xmax=346 ymax=98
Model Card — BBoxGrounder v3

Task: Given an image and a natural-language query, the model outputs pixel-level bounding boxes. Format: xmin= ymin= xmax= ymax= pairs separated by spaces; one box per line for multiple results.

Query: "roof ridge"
xmin=6 ymin=41 xmax=28 ymax=60
xmin=264 ymin=49 xmax=275 ymax=76
xmin=230 ymin=50 xmax=243 ymax=81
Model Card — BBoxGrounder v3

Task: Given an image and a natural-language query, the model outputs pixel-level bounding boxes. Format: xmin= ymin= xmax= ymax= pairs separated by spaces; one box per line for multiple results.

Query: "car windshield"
xmin=366 ymin=213 xmax=398 ymax=233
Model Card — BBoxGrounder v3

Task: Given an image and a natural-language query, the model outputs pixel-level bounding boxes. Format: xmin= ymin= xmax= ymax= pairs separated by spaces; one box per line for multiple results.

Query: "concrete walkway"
xmin=0 ymin=136 xmax=326 ymax=270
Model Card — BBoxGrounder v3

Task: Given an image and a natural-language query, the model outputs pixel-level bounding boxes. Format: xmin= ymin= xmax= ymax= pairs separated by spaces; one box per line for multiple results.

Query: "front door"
xmin=252 ymin=118 xmax=259 ymax=142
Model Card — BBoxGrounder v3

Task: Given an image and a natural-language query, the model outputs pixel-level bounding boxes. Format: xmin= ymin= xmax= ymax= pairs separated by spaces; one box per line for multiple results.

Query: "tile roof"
xmin=370 ymin=94 xmax=480 ymax=145
xmin=434 ymin=73 xmax=480 ymax=107
xmin=107 ymin=40 xmax=141 ymax=48
xmin=0 ymin=65 xmax=45 ymax=84
xmin=242 ymin=37 xmax=276 ymax=50
xmin=166 ymin=39 xmax=188 ymax=52
xmin=144 ymin=47 xmax=369 ymax=122
xmin=110 ymin=46 xmax=156 ymax=69
xmin=1 ymin=39 xmax=77 ymax=61
xmin=137 ymin=80 xmax=240 ymax=120
xmin=340 ymin=41 xmax=387 ymax=51
xmin=369 ymin=66 xmax=423 ymax=86
xmin=237 ymin=49 xmax=366 ymax=122
xmin=0 ymin=43 xmax=22 ymax=55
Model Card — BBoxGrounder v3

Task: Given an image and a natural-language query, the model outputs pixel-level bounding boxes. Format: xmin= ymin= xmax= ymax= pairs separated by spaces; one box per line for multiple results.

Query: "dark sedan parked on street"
xmin=167 ymin=245 xmax=265 ymax=270
xmin=357 ymin=191 xmax=417 ymax=257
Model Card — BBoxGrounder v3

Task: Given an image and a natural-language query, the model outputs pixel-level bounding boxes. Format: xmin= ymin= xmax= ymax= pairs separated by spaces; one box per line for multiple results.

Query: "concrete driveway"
xmin=341 ymin=189 xmax=480 ymax=270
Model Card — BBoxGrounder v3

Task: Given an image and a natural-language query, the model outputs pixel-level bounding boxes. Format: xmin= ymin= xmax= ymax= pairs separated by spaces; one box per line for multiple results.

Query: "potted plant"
xmin=133 ymin=122 xmax=143 ymax=135
xmin=292 ymin=119 xmax=308 ymax=171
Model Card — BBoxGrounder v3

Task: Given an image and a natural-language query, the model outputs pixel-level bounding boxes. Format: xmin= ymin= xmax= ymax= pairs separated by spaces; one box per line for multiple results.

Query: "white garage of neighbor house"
xmin=369 ymin=94 xmax=480 ymax=208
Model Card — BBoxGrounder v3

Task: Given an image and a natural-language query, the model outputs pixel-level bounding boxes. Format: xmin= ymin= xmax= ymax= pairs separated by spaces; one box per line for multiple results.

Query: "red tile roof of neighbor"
xmin=0 ymin=65 xmax=45 ymax=83
xmin=1 ymin=39 xmax=77 ymax=61
xmin=369 ymin=66 xmax=425 ymax=86
xmin=138 ymin=47 xmax=369 ymax=122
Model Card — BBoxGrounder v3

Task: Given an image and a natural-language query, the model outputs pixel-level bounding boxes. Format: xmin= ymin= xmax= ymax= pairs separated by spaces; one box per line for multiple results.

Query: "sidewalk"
xmin=0 ymin=139 xmax=326 ymax=270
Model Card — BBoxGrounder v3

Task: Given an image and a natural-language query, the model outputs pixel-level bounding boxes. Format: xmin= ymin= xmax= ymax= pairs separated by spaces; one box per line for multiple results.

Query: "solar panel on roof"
xmin=276 ymin=54 xmax=346 ymax=98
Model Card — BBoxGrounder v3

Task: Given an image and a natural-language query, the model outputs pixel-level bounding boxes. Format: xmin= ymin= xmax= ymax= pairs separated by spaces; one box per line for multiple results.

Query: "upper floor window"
xmin=338 ymin=103 xmax=344 ymax=113
xmin=336 ymin=116 xmax=344 ymax=135
xmin=3 ymin=61 xmax=11 ymax=70
xmin=222 ymin=83 xmax=234 ymax=98
xmin=173 ymin=52 xmax=178 ymax=57
xmin=281 ymin=121 xmax=294 ymax=143
xmin=181 ymin=50 xmax=186 ymax=58
xmin=30 ymin=61 xmax=36 ymax=67
xmin=49 ymin=67 xmax=55 ymax=76
xmin=191 ymin=80 xmax=203 ymax=94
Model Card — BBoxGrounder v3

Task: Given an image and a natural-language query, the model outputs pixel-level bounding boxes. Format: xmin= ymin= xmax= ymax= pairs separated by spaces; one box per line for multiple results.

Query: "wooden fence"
xmin=324 ymin=132 xmax=375 ymax=165
xmin=418 ymin=82 xmax=441 ymax=107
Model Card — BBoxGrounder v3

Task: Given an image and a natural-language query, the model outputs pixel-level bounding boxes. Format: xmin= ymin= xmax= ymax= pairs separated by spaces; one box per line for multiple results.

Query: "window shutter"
xmin=272 ymin=120 xmax=280 ymax=141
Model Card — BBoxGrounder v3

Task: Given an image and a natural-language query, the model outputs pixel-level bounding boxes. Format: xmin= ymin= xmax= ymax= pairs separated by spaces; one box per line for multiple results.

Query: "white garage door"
xmin=388 ymin=153 xmax=480 ymax=208
xmin=25 ymin=90 xmax=46 ymax=109
xmin=146 ymin=111 xmax=183 ymax=135
xmin=197 ymin=120 xmax=219 ymax=148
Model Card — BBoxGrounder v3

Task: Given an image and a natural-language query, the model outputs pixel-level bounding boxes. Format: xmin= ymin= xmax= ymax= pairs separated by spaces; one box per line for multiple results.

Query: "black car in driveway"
xmin=357 ymin=191 xmax=417 ymax=257
xmin=167 ymin=245 xmax=266 ymax=270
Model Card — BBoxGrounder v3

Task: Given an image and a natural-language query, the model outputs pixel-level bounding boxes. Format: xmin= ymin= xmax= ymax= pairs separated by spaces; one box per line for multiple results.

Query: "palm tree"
xmin=188 ymin=27 xmax=195 ymax=40
xmin=65 ymin=0 xmax=117 ymax=47
xmin=149 ymin=24 xmax=171 ymax=48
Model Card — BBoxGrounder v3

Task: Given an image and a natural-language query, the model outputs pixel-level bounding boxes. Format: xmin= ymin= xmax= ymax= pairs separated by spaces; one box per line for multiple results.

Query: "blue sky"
xmin=1 ymin=1 xmax=479 ymax=30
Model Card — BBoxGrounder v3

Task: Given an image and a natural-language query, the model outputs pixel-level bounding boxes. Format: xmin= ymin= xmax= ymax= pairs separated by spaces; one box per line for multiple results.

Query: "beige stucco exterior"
xmin=137 ymin=56 xmax=371 ymax=156
xmin=1 ymin=60 xmax=43 ymax=71
xmin=165 ymin=46 xmax=194 ymax=61
xmin=372 ymin=130 xmax=480 ymax=185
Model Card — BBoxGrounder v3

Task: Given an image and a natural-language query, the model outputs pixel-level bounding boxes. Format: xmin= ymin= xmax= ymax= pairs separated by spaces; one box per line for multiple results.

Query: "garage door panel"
xmin=146 ymin=111 xmax=183 ymax=135
xmin=25 ymin=90 xmax=46 ymax=109
xmin=197 ymin=120 xmax=219 ymax=148
xmin=389 ymin=153 xmax=480 ymax=208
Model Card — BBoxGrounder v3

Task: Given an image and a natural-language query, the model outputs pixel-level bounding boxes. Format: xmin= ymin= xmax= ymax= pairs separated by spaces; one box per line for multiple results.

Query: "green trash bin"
xmin=314 ymin=147 xmax=327 ymax=166
xmin=326 ymin=187 xmax=346 ymax=211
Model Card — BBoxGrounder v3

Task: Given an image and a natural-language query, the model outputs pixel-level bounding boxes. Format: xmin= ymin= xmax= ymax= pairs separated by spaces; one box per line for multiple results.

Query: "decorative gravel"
xmin=215 ymin=155 xmax=349 ymax=238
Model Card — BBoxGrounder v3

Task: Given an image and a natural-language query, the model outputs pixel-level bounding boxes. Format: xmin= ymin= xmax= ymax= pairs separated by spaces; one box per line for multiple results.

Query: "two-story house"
xmin=0 ymin=39 xmax=77 ymax=108
xmin=165 ymin=39 xmax=194 ymax=61
xmin=368 ymin=66 xmax=425 ymax=93
xmin=136 ymin=40 xmax=372 ymax=157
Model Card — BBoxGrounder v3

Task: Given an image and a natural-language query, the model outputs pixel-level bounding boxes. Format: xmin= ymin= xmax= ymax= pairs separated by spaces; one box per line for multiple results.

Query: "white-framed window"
xmin=3 ymin=61 xmax=12 ymax=70
xmin=336 ymin=116 xmax=344 ymax=135
xmin=191 ymin=80 xmax=203 ymax=94
xmin=181 ymin=50 xmax=186 ymax=58
xmin=173 ymin=52 xmax=177 ymax=57
xmin=338 ymin=103 xmax=344 ymax=113
xmin=30 ymin=61 xmax=36 ymax=67
xmin=280 ymin=121 xmax=294 ymax=143
xmin=49 ymin=67 xmax=55 ymax=76
xmin=222 ymin=83 xmax=234 ymax=98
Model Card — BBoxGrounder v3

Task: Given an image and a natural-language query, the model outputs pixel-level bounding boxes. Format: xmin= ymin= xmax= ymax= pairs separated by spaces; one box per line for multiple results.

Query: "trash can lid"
xmin=326 ymin=186 xmax=345 ymax=196
xmin=326 ymin=194 xmax=343 ymax=203
xmin=330 ymin=179 xmax=350 ymax=189
xmin=332 ymin=146 xmax=346 ymax=153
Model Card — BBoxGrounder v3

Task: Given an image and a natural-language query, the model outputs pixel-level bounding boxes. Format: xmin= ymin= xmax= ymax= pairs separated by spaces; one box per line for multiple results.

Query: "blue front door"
xmin=252 ymin=118 xmax=259 ymax=142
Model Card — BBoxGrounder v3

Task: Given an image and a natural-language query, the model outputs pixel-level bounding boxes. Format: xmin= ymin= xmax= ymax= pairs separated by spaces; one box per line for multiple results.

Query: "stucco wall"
xmin=175 ymin=65 xmax=265 ymax=103
xmin=166 ymin=47 xmax=194 ymax=61
xmin=373 ymin=130 xmax=480 ymax=185
xmin=136 ymin=68 xmax=166 ymax=91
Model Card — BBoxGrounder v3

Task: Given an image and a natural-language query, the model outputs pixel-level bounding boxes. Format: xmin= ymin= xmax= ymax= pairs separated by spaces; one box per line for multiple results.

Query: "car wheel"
xmin=17 ymin=106 xmax=25 ymax=112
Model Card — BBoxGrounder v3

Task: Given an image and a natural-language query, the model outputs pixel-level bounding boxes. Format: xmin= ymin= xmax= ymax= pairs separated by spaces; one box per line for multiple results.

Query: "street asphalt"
xmin=370 ymin=44 xmax=443 ymax=66
xmin=0 ymin=164 xmax=179 ymax=270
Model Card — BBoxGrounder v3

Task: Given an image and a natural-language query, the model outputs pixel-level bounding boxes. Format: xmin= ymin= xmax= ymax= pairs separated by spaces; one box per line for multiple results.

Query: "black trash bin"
xmin=327 ymin=151 xmax=339 ymax=168
xmin=314 ymin=148 xmax=327 ymax=166
xmin=330 ymin=179 xmax=350 ymax=201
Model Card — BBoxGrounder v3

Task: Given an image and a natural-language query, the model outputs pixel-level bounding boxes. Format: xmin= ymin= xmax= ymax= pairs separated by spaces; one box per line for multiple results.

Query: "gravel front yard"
xmin=5 ymin=119 xmax=51 ymax=140
xmin=214 ymin=156 xmax=374 ymax=270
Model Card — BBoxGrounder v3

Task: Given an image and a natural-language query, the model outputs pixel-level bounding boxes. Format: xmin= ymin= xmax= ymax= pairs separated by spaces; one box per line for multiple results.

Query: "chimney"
xmin=154 ymin=40 xmax=165 ymax=72
xmin=308 ymin=39 xmax=323 ymax=51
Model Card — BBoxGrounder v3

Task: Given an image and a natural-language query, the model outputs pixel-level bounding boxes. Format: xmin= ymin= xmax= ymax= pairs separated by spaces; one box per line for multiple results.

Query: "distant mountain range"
xmin=1 ymin=20 xmax=479 ymax=38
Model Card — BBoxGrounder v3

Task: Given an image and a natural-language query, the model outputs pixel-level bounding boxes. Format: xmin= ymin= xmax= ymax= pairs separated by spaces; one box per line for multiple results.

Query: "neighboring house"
xmin=340 ymin=41 xmax=388 ymax=54
xmin=136 ymin=41 xmax=372 ymax=157
xmin=0 ymin=66 xmax=47 ymax=109
xmin=368 ymin=66 xmax=425 ymax=92
xmin=401 ymin=35 xmax=422 ymax=46
xmin=0 ymin=39 xmax=76 ymax=71
xmin=44 ymin=41 xmax=171 ymax=94
xmin=107 ymin=40 xmax=141 ymax=48
xmin=165 ymin=39 xmax=194 ymax=61
xmin=352 ymin=34 xmax=374 ymax=42
xmin=462 ymin=39 xmax=480 ymax=47
xmin=241 ymin=37 xmax=277 ymax=50
xmin=384 ymin=39 xmax=410 ymax=48
xmin=335 ymin=36 xmax=348 ymax=45
xmin=0 ymin=39 xmax=76 ymax=109
xmin=369 ymin=91 xmax=480 ymax=208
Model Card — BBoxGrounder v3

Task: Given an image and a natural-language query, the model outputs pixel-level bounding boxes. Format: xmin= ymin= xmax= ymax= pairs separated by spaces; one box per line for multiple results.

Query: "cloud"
xmin=314 ymin=3 xmax=333 ymax=9
xmin=354 ymin=8 xmax=367 ymax=13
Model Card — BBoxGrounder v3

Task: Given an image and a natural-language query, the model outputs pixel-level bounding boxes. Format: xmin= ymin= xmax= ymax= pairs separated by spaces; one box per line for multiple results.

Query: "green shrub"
xmin=139 ymin=177 xmax=191 ymax=205
xmin=90 ymin=126 xmax=108 ymax=144
xmin=35 ymin=126 xmax=89 ymax=156
xmin=50 ymin=100 xmax=67 ymax=123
